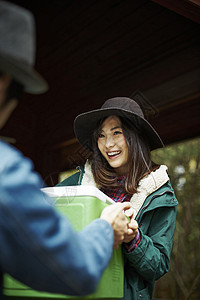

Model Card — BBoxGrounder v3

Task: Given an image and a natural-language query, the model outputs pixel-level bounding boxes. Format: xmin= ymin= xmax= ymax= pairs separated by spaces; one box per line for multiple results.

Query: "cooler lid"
xmin=41 ymin=185 xmax=114 ymax=204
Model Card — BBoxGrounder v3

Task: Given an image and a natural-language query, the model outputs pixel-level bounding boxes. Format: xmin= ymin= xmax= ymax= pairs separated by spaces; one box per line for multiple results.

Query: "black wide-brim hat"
xmin=0 ymin=1 xmax=48 ymax=94
xmin=74 ymin=97 xmax=164 ymax=151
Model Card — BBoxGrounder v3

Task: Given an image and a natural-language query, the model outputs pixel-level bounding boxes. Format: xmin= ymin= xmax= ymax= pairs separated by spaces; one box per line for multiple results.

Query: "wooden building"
xmin=1 ymin=0 xmax=200 ymax=185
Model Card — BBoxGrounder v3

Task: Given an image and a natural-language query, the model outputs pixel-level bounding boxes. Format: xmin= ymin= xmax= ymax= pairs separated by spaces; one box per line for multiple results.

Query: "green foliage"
xmin=152 ymin=137 xmax=200 ymax=300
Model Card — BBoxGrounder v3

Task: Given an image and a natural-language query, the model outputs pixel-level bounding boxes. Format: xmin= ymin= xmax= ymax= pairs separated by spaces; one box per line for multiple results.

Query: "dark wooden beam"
xmin=151 ymin=94 xmax=200 ymax=146
xmin=152 ymin=0 xmax=200 ymax=24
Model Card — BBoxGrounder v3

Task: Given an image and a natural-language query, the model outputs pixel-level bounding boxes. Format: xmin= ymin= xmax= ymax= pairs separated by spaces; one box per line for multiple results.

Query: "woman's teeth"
xmin=107 ymin=151 xmax=121 ymax=157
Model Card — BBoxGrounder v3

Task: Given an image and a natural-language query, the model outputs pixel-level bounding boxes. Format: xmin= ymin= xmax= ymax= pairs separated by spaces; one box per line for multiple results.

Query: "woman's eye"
xmin=98 ymin=133 xmax=105 ymax=138
xmin=114 ymin=130 xmax=122 ymax=135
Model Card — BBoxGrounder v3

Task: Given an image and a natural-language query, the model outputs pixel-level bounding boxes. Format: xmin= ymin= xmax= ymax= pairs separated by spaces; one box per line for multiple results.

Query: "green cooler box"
xmin=4 ymin=186 xmax=124 ymax=299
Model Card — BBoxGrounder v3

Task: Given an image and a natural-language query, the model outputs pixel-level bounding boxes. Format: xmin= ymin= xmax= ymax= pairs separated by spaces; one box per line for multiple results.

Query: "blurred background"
xmin=152 ymin=137 xmax=200 ymax=299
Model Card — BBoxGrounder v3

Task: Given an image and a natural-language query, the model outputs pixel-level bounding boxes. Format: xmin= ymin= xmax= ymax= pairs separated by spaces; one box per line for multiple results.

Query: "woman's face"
xmin=97 ymin=115 xmax=129 ymax=175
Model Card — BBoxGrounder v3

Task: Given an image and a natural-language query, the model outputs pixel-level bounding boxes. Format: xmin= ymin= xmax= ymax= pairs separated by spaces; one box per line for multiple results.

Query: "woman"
xmin=58 ymin=97 xmax=178 ymax=299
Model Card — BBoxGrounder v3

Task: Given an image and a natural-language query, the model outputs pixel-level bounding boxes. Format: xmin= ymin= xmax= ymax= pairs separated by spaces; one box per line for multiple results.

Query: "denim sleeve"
xmin=0 ymin=141 xmax=113 ymax=296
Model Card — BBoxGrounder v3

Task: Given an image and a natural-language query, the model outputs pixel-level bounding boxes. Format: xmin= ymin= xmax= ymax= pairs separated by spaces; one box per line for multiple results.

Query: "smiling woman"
xmin=92 ymin=112 xmax=158 ymax=195
xmin=97 ymin=115 xmax=129 ymax=175
xmin=58 ymin=97 xmax=178 ymax=300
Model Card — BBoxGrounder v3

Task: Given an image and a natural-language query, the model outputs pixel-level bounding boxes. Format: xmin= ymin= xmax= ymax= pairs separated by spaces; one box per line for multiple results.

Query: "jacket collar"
xmin=129 ymin=165 xmax=169 ymax=218
xmin=81 ymin=160 xmax=98 ymax=187
xmin=81 ymin=161 xmax=170 ymax=218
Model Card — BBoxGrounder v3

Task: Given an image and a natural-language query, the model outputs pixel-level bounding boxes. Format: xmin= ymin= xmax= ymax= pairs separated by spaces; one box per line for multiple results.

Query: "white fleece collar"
xmin=129 ymin=165 xmax=169 ymax=218
xmin=81 ymin=161 xmax=169 ymax=218
xmin=81 ymin=160 xmax=98 ymax=187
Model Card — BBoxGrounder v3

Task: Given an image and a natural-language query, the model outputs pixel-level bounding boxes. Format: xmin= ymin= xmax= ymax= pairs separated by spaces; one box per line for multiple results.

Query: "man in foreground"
xmin=0 ymin=1 xmax=129 ymax=297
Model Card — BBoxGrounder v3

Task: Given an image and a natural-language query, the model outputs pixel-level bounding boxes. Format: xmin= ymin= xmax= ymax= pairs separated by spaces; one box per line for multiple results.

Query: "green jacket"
xmin=57 ymin=164 xmax=178 ymax=300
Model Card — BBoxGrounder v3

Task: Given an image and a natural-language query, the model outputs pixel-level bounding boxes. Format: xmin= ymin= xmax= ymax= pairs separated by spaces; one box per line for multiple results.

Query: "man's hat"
xmin=74 ymin=97 xmax=164 ymax=151
xmin=0 ymin=1 xmax=48 ymax=94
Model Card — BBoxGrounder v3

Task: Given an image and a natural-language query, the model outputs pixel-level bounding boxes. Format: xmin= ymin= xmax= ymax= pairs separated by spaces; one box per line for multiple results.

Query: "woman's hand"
xmin=100 ymin=202 xmax=131 ymax=249
xmin=123 ymin=219 xmax=138 ymax=243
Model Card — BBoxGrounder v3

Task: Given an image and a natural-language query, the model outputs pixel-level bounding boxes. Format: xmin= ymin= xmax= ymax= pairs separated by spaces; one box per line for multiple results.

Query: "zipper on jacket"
xmin=135 ymin=190 xmax=175 ymax=222
xmin=76 ymin=166 xmax=83 ymax=185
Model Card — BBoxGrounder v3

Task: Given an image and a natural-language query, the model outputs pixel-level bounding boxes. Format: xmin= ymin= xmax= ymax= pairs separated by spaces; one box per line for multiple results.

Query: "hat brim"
xmin=0 ymin=53 xmax=48 ymax=94
xmin=74 ymin=107 xmax=164 ymax=151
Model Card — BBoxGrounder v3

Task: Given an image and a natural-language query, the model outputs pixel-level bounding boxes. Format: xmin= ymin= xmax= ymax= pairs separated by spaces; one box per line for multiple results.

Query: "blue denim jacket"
xmin=0 ymin=141 xmax=113 ymax=298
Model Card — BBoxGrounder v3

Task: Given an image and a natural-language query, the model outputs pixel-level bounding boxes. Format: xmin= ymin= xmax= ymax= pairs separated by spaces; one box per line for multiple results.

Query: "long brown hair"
xmin=90 ymin=116 xmax=159 ymax=194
